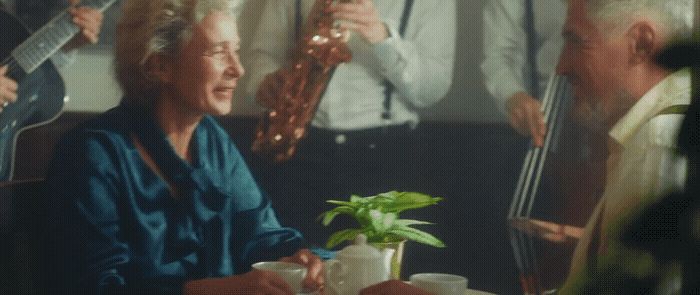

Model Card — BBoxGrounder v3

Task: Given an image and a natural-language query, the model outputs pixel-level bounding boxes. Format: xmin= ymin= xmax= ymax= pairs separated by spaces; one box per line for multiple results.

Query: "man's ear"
xmin=145 ymin=54 xmax=174 ymax=84
xmin=627 ymin=21 xmax=659 ymax=64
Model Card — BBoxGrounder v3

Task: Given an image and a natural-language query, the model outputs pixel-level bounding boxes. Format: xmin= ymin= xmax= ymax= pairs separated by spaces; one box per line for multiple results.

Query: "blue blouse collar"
xmin=121 ymin=103 xmax=224 ymax=206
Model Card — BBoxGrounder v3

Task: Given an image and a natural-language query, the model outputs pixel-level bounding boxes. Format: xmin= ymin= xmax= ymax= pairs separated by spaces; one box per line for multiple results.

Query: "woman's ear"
xmin=627 ymin=21 xmax=659 ymax=65
xmin=145 ymin=54 xmax=174 ymax=84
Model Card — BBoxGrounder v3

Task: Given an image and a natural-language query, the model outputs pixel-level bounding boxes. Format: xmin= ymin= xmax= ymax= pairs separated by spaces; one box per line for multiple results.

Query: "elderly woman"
xmin=45 ymin=0 xmax=322 ymax=294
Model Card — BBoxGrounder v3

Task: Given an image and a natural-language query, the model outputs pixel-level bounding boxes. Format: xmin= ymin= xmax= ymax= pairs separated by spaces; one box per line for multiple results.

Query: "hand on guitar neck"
xmin=0 ymin=0 xmax=103 ymax=113
xmin=60 ymin=0 xmax=105 ymax=51
xmin=507 ymin=91 xmax=547 ymax=147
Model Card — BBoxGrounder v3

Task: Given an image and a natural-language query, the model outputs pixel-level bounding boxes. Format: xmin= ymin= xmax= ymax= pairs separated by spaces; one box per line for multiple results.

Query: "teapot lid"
xmin=337 ymin=234 xmax=381 ymax=259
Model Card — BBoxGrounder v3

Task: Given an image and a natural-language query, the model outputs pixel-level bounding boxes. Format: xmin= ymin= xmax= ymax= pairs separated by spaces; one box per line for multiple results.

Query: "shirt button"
xmin=335 ymin=134 xmax=347 ymax=144
xmin=369 ymin=144 xmax=377 ymax=149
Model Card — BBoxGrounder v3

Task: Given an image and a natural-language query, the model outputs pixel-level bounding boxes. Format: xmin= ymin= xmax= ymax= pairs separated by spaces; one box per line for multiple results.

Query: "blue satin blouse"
xmin=46 ymin=103 xmax=305 ymax=294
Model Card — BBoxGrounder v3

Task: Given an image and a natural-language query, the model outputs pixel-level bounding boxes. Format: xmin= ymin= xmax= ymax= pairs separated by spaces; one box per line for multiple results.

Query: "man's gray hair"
xmin=114 ymin=0 xmax=236 ymax=105
xmin=585 ymin=0 xmax=694 ymax=38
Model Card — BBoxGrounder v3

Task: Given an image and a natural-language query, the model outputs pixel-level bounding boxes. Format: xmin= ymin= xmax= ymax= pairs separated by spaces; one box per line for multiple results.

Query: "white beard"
xmin=573 ymin=90 xmax=636 ymax=132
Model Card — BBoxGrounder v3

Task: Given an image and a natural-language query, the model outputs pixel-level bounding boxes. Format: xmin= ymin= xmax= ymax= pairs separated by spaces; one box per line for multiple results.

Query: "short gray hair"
xmin=585 ymin=0 xmax=694 ymax=38
xmin=115 ymin=0 xmax=236 ymax=105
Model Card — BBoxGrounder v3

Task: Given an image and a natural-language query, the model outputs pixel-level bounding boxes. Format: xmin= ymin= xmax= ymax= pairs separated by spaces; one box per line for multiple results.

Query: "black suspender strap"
xmin=656 ymin=104 xmax=690 ymax=117
xmin=524 ymin=0 xmax=540 ymax=99
xmin=398 ymin=0 xmax=414 ymax=36
xmin=295 ymin=0 xmax=302 ymax=42
xmin=382 ymin=0 xmax=415 ymax=120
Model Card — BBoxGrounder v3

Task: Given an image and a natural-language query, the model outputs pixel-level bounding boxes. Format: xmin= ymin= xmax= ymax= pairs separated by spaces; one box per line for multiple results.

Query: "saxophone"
xmin=252 ymin=0 xmax=352 ymax=163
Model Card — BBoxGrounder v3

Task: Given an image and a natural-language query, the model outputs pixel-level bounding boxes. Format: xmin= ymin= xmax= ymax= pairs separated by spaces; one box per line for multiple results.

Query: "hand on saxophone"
xmin=330 ymin=0 xmax=389 ymax=44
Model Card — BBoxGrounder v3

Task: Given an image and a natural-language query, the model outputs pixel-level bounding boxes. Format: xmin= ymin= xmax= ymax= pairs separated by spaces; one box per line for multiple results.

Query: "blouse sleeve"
xmin=224 ymin=142 xmax=305 ymax=272
xmin=46 ymin=131 xmax=131 ymax=294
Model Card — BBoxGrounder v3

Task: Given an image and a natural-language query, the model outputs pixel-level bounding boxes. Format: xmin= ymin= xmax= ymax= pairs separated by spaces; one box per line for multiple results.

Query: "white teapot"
xmin=325 ymin=234 xmax=394 ymax=295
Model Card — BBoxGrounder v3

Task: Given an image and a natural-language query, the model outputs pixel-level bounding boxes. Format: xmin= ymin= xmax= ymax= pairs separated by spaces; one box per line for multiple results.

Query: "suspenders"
xmin=656 ymin=105 xmax=690 ymax=116
xmin=382 ymin=0 xmax=415 ymax=120
xmin=524 ymin=0 xmax=540 ymax=99
xmin=295 ymin=0 xmax=303 ymax=42
xmin=294 ymin=0 xmax=416 ymax=122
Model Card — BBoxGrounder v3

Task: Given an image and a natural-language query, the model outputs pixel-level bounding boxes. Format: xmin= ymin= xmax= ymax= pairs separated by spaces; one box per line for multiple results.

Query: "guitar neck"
xmin=11 ymin=0 xmax=117 ymax=73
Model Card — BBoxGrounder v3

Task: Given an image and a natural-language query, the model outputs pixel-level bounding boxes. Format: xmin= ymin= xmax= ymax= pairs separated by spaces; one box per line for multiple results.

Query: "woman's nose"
xmin=225 ymin=52 xmax=245 ymax=78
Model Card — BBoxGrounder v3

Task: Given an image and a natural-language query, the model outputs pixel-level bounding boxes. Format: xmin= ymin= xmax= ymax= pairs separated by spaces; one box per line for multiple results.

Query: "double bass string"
xmin=508 ymin=75 xmax=568 ymax=294
xmin=508 ymin=75 xmax=557 ymax=294
xmin=526 ymin=76 xmax=566 ymax=216
xmin=509 ymin=75 xmax=559 ymax=218
xmin=521 ymin=77 xmax=568 ymax=295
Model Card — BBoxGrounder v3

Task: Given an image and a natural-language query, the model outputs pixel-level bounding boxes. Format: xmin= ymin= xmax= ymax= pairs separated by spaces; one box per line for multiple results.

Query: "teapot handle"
xmin=324 ymin=259 xmax=346 ymax=295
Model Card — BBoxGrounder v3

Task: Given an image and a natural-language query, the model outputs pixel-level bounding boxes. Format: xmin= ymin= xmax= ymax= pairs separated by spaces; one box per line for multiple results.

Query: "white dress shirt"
xmin=481 ymin=0 xmax=567 ymax=114
xmin=245 ymin=0 xmax=456 ymax=130
xmin=565 ymin=70 xmax=691 ymax=292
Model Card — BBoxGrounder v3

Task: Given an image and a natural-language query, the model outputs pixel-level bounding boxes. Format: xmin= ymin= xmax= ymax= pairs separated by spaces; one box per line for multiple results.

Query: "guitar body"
xmin=0 ymin=9 xmax=66 ymax=181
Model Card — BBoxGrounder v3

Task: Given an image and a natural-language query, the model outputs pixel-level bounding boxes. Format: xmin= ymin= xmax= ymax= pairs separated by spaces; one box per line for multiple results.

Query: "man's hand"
xmin=330 ymin=0 xmax=389 ymax=44
xmin=63 ymin=1 xmax=104 ymax=50
xmin=506 ymin=92 xmax=546 ymax=147
xmin=281 ymin=249 xmax=324 ymax=292
xmin=183 ymin=270 xmax=294 ymax=295
xmin=0 ymin=66 xmax=18 ymax=112
xmin=360 ymin=280 xmax=435 ymax=295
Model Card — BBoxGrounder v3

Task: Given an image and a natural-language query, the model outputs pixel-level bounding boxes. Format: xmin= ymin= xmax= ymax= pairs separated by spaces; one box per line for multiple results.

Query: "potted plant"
xmin=319 ymin=191 xmax=445 ymax=279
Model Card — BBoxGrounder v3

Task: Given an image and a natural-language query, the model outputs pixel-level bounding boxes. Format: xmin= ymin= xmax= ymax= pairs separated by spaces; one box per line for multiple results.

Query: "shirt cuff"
xmin=372 ymin=21 xmax=404 ymax=76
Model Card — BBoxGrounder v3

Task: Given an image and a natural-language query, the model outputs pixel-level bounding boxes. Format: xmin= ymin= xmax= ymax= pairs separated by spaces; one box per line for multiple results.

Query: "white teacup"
xmin=410 ymin=273 xmax=468 ymax=295
xmin=252 ymin=261 xmax=308 ymax=293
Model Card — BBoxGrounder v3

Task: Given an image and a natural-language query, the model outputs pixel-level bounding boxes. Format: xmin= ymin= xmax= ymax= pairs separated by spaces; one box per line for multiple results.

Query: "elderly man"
xmin=555 ymin=0 xmax=693 ymax=293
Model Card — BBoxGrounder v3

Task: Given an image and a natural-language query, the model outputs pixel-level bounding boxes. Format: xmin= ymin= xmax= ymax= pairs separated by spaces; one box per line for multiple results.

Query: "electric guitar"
xmin=0 ymin=0 xmax=117 ymax=181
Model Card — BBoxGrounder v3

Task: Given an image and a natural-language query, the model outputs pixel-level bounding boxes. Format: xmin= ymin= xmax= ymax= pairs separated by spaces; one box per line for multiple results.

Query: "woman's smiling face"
xmin=171 ymin=11 xmax=245 ymax=116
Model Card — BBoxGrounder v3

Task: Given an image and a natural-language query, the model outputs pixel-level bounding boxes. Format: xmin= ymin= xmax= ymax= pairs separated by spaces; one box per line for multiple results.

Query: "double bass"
xmin=508 ymin=74 xmax=607 ymax=294
xmin=252 ymin=0 xmax=352 ymax=163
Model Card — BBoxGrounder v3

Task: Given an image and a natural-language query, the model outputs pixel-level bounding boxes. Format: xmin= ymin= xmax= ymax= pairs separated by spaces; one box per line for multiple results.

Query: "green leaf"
xmin=355 ymin=207 xmax=372 ymax=227
xmin=382 ymin=213 xmax=398 ymax=229
xmin=387 ymin=226 xmax=445 ymax=248
xmin=350 ymin=195 xmax=366 ymax=203
xmin=393 ymin=219 xmax=434 ymax=227
xmin=385 ymin=192 xmax=442 ymax=213
xmin=368 ymin=209 xmax=385 ymax=232
xmin=326 ymin=228 xmax=365 ymax=249
xmin=319 ymin=206 xmax=355 ymax=226
xmin=368 ymin=210 xmax=397 ymax=234
xmin=326 ymin=200 xmax=357 ymax=207
xmin=377 ymin=191 xmax=400 ymax=198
